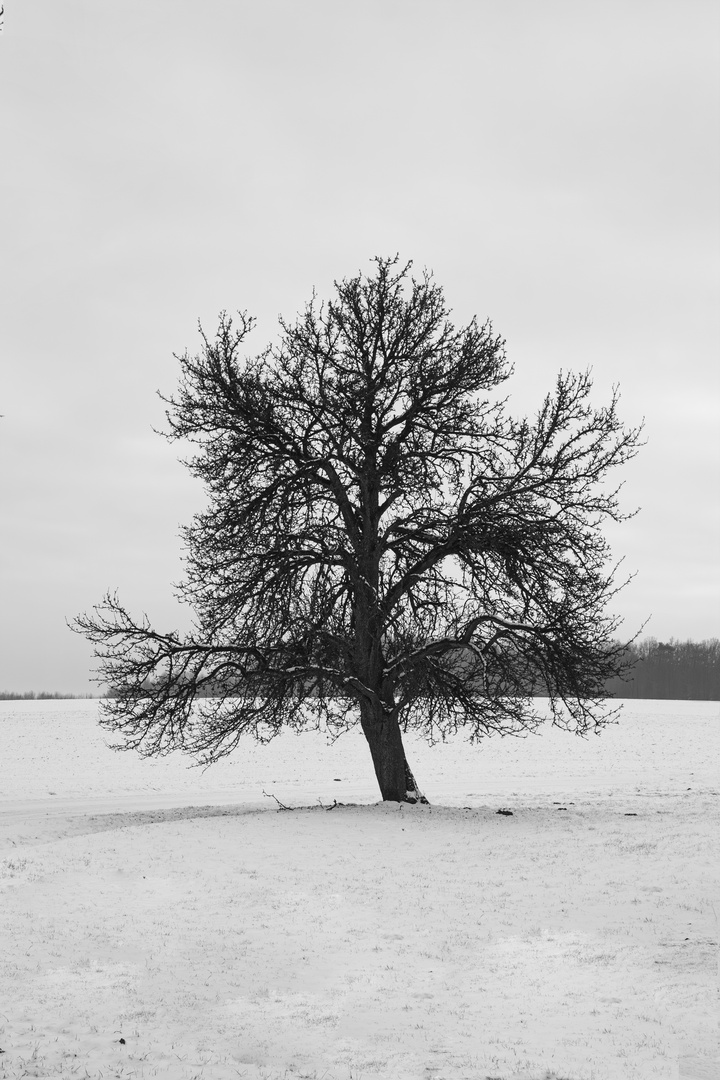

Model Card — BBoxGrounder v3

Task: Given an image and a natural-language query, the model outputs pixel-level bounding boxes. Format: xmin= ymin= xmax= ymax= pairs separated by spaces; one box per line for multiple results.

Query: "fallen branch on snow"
xmin=262 ymin=790 xmax=293 ymax=811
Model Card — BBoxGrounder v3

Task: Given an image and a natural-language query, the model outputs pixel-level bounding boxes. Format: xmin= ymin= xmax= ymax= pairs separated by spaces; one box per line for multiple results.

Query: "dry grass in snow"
xmin=0 ymin=700 xmax=718 ymax=1080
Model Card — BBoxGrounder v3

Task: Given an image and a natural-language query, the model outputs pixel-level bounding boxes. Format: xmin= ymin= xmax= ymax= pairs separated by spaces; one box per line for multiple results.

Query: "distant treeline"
xmin=605 ymin=638 xmax=720 ymax=700
xmin=4 ymin=638 xmax=718 ymax=703
xmin=0 ymin=691 xmax=97 ymax=701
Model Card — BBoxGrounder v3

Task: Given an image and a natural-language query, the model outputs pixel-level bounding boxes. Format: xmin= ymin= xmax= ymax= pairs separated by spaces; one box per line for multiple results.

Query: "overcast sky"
xmin=1 ymin=1 xmax=718 ymax=693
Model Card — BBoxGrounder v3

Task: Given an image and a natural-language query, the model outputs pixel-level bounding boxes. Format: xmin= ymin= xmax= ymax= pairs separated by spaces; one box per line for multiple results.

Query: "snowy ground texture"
xmin=1 ymin=699 xmax=718 ymax=1080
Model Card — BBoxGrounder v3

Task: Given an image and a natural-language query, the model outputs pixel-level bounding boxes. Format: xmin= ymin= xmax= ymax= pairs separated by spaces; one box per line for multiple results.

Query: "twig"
xmin=262 ymin=789 xmax=293 ymax=811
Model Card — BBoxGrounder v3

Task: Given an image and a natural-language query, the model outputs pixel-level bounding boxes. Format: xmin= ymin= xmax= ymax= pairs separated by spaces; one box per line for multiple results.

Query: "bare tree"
xmin=73 ymin=257 xmax=643 ymax=802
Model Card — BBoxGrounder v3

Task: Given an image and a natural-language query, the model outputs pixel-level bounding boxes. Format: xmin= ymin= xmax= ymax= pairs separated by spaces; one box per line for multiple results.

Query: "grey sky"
xmin=1 ymin=0 xmax=718 ymax=692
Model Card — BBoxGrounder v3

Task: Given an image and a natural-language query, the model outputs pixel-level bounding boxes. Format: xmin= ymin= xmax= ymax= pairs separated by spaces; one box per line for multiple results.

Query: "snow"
xmin=1 ymin=699 xmax=718 ymax=1080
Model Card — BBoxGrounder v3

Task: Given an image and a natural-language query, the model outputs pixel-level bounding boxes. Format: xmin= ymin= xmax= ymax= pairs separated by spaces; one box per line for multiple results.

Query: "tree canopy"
xmin=73 ymin=257 xmax=643 ymax=802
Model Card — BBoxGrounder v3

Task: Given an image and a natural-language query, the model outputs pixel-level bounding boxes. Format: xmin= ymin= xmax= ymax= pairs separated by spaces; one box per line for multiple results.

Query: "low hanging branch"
xmin=72 ymin=256 xmax=644 ymax=802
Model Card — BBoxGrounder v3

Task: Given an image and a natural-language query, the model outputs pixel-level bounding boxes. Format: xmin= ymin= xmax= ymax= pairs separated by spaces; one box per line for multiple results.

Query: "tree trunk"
xmin=359 ymin=698 xmax=429 ymax=804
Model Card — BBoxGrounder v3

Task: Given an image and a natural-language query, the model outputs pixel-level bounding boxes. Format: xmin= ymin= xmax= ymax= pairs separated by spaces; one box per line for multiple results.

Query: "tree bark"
xmin=359 ymin=698 xmax=429 ymax=803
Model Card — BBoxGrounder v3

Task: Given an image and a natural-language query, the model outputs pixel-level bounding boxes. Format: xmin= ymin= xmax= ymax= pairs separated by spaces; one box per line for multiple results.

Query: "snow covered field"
xmin=1 ymin=699 xmax=718 ymax=1080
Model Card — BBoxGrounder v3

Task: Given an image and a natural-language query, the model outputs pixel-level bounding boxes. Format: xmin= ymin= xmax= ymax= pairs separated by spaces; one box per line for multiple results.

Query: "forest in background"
xmin=1 ymin=640 xmax=718 ymax=702
xmin=603 ymin=638 xmax=720 ymax=700
xmin=0 ymin=691 xmax=96 ymax=700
